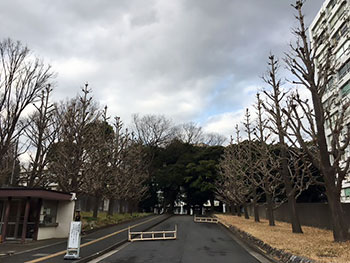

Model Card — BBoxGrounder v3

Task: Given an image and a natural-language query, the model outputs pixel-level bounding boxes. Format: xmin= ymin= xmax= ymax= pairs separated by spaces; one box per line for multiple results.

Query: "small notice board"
xmin=64 ymin=221 xmax=82 ymax=260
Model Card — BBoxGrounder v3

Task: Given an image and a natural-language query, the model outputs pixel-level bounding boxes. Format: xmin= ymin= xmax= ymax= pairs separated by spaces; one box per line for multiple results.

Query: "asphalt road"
xmin=1 ymin=215 xmax=168 ymax=263
xmin=92 ymin=216 xmax=262 ymax=263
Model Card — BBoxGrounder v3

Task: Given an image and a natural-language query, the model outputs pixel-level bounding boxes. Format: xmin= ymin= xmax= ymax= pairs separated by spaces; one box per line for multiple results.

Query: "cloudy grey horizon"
xmin=0 ymin=0 xmax=324 ymax=139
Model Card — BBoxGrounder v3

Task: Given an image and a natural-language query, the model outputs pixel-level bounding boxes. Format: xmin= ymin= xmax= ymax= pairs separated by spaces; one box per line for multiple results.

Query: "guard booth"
xmin=0 ymin=188 xmax=75 ymax=243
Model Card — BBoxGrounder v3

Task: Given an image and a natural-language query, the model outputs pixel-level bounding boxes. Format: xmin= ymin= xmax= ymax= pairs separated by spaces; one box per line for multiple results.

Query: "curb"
xmin=220 ymin=221 xmax=316 ymax=263
xmin=76 ymin=215 xmax=172 ymax=263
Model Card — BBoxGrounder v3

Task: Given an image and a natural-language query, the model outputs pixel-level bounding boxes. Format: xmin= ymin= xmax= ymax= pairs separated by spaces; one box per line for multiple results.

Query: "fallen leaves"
xmin=216 ymin=214 xmax=350 ymax=263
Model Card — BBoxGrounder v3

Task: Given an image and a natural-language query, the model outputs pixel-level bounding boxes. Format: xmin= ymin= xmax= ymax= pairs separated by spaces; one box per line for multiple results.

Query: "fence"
xmin=194 ymin=215 xmax=219 ymax=223
xmin=246 ymin=203 xmax=350 ymax=230
xmin=128 ymin=225 xmax=177 ymax=242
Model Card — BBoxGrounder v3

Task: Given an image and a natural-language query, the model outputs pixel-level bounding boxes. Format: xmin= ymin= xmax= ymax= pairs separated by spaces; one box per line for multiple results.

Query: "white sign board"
xmin=64 ymin=221 xmax=82 ymax=260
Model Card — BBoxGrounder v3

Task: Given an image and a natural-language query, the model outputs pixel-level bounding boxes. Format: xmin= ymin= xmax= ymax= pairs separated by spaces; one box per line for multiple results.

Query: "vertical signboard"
xmin=64 ymin=221 xmax=82 ymax=260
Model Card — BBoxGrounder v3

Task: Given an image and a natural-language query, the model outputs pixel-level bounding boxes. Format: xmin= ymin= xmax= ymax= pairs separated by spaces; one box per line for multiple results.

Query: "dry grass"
xmin=216 ymin=214 xmax=350 ymax=263
xmin=81 ymin=212 xmax=150 ymax=231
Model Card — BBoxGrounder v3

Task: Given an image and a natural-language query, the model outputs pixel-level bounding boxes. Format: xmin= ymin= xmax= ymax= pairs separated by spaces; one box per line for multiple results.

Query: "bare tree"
xmin=0 ymin=39 xmax=53 ymax=183
xmin=203 ymin=132 xmax=227 ymax=146
xmin=120 ymin=141 xmax=149 ymax=214
xmin=284 ymin=1 xmax=350 ymax=241
xmin=21 ymin=85 xmax=58 ymax=187
xmin=217 ymin=126 xmax=252 ymax=219
xmin=105 ymin=117 xmax=149 ymax=215
xmin=48 ymin=84 xmax=100 ymax=194
xmin=175 ymin=122 xmax=203 ymax=144
xmin=242 ymin=108 xmax=260 ymax=222
xmin=262 ymin=55 xmax=304 ymax=233
xmin=132 ymin=114 xmax=176 ymax=147
xmin=105 ymin=116 xmax=131 ymax=215
xmin=253 ymin=95 xmax=284 ymax=226
xmin=80 ymin=107 xmax=114 ymax=218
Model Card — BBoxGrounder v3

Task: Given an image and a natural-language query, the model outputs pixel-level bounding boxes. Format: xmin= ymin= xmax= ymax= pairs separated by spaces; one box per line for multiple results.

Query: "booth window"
xmin=40 ymin=200 xmax=58 ymax=225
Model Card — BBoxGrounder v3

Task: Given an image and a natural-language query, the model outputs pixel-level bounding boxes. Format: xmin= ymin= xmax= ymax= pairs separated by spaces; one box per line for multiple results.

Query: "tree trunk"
xmin=127 ymin=200 xmax=133 ymax=214
xmin=236 ymin=204 xmax=241 ymax=217
xmin=168 ymin=201 xmax=174 ymax=214
xmin=286 ymin=189 xmax=303 ymax=233
xmin=326 ymin=185 xmax=349 ymax=241
xmin=243 ymin=202 xmax=249 ymax=219
xmin=210 ymin=198 xmax=215 ymax=213
xmin=266 ymin=193 xmax=275 ymax=226
xmin=227 ymin=205 xmax=231 ymax=214
xmin=122 ymin=200 xmax=127 ymax=213
xmin=253 ymin=188 xmax=260 ymax=222
xmin=86 ymin=196 xmax=93 ymax=212
xmin=280 ymin=144 xmax=303 ymax=233
xmin=268 ymin=53 xmax=303 ymax=233
xmin=93 ymin=196 xmax=100 ymax=218
xmin=107 ymin=198 xmax=115 ymax=216
xmin=311 ymin=91 xmax=350 ymax=241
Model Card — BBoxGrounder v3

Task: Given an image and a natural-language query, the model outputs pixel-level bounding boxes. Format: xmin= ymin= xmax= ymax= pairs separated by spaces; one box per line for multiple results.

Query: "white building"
xmin=309 ymin=0 xmax=350 ymax=202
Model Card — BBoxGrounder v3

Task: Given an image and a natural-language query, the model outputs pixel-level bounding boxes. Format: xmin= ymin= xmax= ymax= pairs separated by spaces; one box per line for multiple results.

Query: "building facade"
xmin=0 ymin=188 xmax=75 ymax=242
xmin=309 ymin=0 xmax=350 ymax=202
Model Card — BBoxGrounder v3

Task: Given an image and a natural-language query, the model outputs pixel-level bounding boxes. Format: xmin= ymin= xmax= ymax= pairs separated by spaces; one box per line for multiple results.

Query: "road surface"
xmin=92 ymin=215 xmax=265 ymax=263
xmin=1 ymin=215 xmax=168 ymax=263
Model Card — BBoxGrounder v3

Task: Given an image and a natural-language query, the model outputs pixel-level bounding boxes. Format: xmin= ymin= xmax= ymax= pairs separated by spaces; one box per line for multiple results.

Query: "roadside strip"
xmin=218 ymin=221 xmax=277 ymax=263
xmin=25 ymin=215 xmax=169 ymax=263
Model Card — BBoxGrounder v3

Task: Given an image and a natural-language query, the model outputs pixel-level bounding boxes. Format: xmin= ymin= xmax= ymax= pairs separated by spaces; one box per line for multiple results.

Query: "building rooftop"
xmin=0 ymin=188 xmax=73 ymax=201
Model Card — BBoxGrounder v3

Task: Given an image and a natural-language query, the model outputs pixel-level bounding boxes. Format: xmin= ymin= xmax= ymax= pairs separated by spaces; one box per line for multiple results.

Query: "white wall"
xmin=37 ymin=200 xmax=75 ymax=240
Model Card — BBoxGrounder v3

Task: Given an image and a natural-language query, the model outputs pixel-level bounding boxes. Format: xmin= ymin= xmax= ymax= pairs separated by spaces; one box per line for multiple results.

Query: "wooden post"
xmin=21 ymin=197 xmax=31 ymax=243
xmin=14 ymin=200 xmax=22 ymax=239
xmin=1 ymin=197 xmax=12 ymax=243
xmin=33 ymin=198 xmax=42 ymax=240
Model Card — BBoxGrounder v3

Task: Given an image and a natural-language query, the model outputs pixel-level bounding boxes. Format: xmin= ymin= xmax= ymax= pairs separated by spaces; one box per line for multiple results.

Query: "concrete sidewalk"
xmin=0 ymin=214 xmax=168 ymax=263
xmin=0 ymin=238 xmax=66 ymax=257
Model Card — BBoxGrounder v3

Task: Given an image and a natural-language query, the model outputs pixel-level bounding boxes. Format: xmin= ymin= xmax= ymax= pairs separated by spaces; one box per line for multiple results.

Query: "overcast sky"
xmin=0 ymin=0 xmax=324 ymax=139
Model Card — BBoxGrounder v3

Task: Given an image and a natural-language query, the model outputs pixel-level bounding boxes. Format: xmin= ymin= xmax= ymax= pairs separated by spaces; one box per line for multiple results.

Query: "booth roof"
xmin=0 ymin=188 xmax=73 ymax=201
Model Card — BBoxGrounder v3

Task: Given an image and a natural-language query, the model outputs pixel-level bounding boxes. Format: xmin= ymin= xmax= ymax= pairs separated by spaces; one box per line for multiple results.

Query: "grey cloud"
xmin=0 ymin=0 xmax=324 ymax=129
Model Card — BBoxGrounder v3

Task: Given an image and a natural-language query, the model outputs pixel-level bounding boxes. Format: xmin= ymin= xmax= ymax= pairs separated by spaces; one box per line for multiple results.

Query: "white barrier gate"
xmin=128 ymin=225 xmax=177 ymax=242
xmin=194 ymin=215 xmax=219 ymax=224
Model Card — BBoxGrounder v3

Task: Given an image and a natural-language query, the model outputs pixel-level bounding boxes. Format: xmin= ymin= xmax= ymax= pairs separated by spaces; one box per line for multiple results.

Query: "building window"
xmin=327 ymin=76 xmax=335 ymax=92
xmin=330 ymin=2 xmax=347 ymax=28
xmin=327 ymin=0 xmax=336 ymax=14
xmin=338 ymin=59 xmax=350 ymax=80
xmin=345 ymin=188 xmax=350 ymax=199
xmin=341 ymin=80 xmax=350 ymax=96
xmin=40 ymin=200 xmax=58 ymax=225
xmin=335 ymin=40 xmax=349 ymax=60
xmin=332 ymin=22 xmax=348 ymax=46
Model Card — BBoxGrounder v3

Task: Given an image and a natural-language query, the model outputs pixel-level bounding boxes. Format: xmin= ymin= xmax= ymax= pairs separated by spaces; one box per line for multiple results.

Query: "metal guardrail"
xmin=128 ymin=225 xmax=177 ymax=242
xmin=194 ymin=215 xmax=219 ymax=224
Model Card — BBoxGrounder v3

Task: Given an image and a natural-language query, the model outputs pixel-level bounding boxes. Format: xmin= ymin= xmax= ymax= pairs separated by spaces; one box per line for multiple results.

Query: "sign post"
xmin=64 ymin=221 xmax=82 ymax=260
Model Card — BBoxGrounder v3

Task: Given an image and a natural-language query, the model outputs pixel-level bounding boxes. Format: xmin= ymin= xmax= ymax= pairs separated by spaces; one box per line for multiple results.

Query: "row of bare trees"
xmin=131 ymin=114 xmax=226 ymax=147
xmin=0 ymin=38 xmax=150 ymax=217
xmin=217 ymin=1 xmax=350 ymax=242
xmin=0 ymin=39 xmax=53 ymax=185
xmin=0 ymin=37 xmax=227 ymax=217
